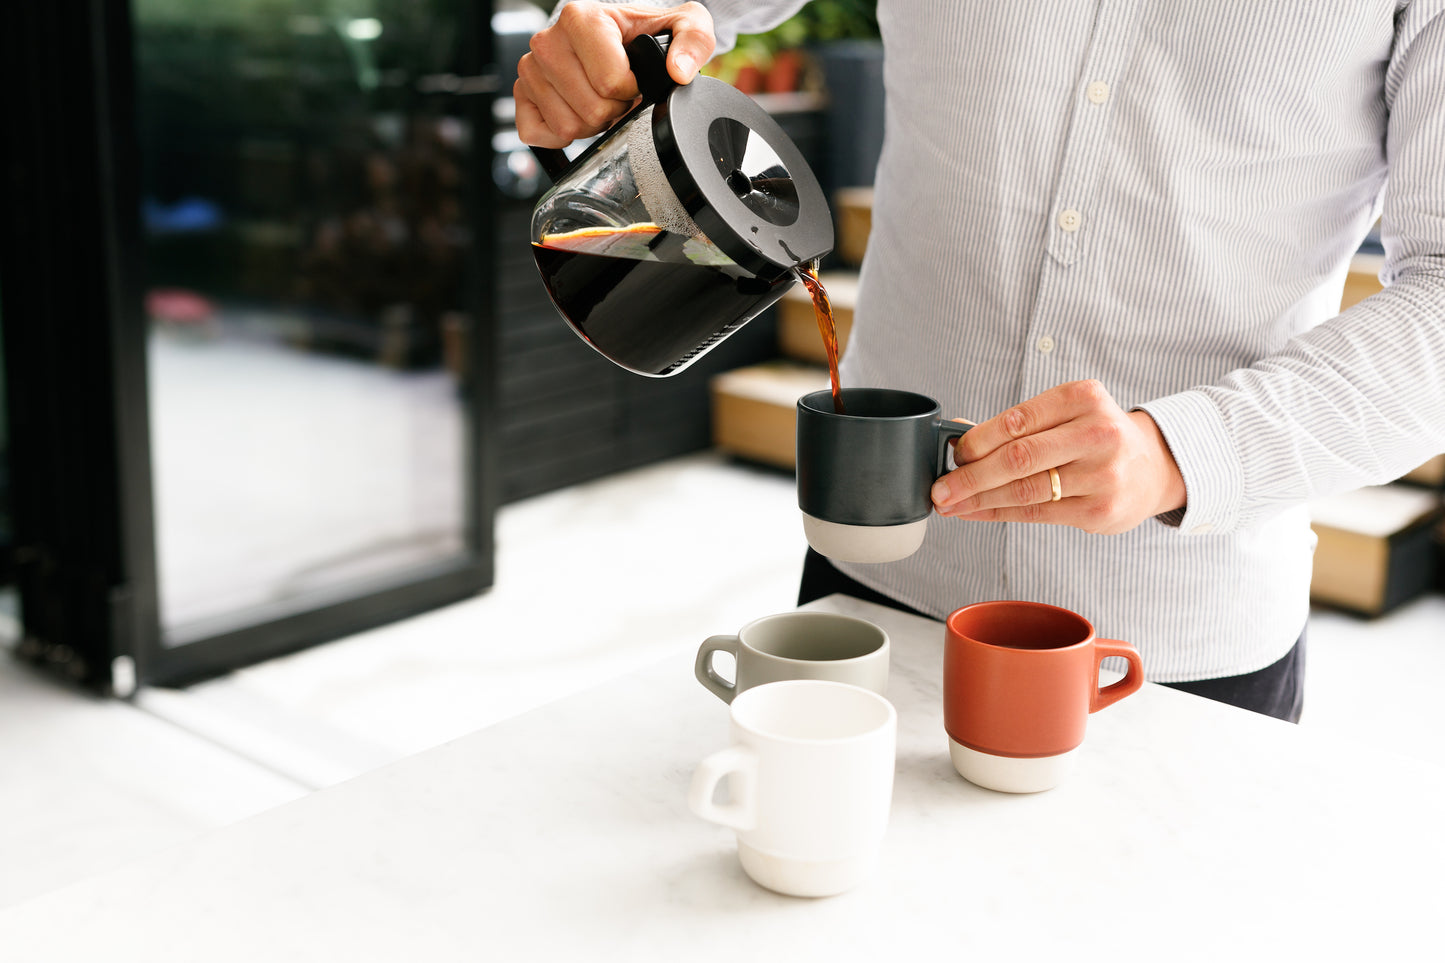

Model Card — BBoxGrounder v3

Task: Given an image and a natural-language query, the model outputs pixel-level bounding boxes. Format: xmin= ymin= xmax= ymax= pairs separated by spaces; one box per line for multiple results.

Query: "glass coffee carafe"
xmin=528 ymin=33 xmax=833 ymax=377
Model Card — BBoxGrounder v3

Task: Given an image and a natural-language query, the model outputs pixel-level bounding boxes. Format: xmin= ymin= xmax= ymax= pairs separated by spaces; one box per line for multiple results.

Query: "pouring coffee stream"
xmin=793 ymin=261 xmax=846 ymax=414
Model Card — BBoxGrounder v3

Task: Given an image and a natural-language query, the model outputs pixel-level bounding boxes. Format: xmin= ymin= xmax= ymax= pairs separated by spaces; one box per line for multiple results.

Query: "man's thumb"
xmin=620 ymin=3 xmax=715 ymax=85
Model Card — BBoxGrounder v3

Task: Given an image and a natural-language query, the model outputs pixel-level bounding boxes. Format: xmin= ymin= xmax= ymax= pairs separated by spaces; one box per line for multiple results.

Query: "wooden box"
xmin=1401 ymin=454 xmax=1445 ymax=489
xmin=1309 ymin=485 xmax=1442 ymax=616
xmin=835 ymin=186 xmax=873 ymax=268
xmin=709 ymin=361 xmax=828 ymax=469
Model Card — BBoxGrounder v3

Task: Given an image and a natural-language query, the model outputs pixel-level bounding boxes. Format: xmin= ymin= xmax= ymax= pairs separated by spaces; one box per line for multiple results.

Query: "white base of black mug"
xmin=801 ymin=513 xmax=928 ymax=564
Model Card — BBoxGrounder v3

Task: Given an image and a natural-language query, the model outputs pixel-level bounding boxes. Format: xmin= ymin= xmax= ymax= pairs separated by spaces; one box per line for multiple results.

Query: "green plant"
xmin=706 ymin=0 xmax=879 ymax=91
xmin=784 ymin=0 xmax=879 ymax=43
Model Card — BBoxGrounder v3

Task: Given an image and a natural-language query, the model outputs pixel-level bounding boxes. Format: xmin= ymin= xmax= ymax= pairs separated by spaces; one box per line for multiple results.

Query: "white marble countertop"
xmin=3 ymin=595 xmax=1441 ymax=960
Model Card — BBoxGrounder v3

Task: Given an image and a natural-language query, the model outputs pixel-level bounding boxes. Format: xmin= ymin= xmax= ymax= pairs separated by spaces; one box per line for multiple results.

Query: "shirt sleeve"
xmin=549 ymin=1 xmax=813 ymax=53
xmin=1139 ymin=2 xmax=1445 ymax=536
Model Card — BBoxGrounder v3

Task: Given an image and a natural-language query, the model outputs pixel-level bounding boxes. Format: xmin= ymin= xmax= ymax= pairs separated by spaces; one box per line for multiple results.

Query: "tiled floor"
xmin=2 ymin=451 xmax=1443 ymax=911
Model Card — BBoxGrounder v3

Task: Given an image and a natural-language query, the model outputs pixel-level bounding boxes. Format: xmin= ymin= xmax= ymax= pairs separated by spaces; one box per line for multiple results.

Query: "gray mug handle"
xmin=695 ymin=634 xmax=742 ymax=703
xmin=933 ymin=418 xmax=973 ymax=477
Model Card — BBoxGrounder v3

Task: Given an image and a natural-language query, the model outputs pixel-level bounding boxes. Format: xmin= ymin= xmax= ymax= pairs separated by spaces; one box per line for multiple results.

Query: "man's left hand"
xmin=931 ymin=379 xmax=1187 ymax=535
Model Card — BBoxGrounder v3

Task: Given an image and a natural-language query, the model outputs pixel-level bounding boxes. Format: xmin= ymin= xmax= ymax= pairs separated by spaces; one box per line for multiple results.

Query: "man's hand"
xmin=931 ymin=380 xmax=1188 ymax=535
xmin=515 ymin=2 xmax=716 ymax=148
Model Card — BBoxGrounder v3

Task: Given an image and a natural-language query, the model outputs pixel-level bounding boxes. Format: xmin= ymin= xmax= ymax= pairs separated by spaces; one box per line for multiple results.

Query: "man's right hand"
xmin=515 ymin=2 xmax=716 ymax=148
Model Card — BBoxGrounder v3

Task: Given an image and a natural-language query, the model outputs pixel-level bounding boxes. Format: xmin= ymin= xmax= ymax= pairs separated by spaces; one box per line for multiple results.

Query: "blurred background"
xmin=0 ymin=0 xmax=882 ymax=691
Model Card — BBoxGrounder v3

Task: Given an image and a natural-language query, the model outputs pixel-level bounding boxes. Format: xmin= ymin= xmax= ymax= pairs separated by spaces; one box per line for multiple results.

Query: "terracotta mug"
xmin=943 ymin=600 xmax=1144 ymax=793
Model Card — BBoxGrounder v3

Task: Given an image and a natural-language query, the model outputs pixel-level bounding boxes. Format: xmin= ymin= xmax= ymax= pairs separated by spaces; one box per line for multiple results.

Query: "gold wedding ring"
xmin=1048 ymin=467 xmax=1062 ymax=502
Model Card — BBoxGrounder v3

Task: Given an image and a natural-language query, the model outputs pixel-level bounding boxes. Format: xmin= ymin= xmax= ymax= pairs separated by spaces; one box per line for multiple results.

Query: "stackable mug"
xmin=796 ymin=388 xmax=970 ymax=563
xmin=694 ymin=611 xmax=889 ymax=703
xmin=688 ymin=679 xmax=898 ymax=897
xmin=943 ymin=600 xmax=1145 ymax=793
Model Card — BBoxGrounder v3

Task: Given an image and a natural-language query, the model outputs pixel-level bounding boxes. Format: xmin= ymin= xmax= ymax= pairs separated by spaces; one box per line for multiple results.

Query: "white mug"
xmin=688 ymin=679 xmax=897 ymax=897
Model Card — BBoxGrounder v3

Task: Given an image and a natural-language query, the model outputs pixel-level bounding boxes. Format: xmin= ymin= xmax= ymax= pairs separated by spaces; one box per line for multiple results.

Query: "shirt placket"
xmin=1008 ymin=0 xmax=1144 ymax=594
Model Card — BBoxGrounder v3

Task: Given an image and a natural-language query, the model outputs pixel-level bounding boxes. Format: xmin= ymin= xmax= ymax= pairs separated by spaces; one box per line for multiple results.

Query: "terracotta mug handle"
xmin=1091 ymin=639 xmax=1144 ymax=712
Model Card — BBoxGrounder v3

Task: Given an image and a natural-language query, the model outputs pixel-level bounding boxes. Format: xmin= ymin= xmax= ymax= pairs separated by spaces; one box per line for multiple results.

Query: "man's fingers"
xmin=956 ymin=379 xmax=1110 ymax=464
xmin=939 ymin=465 xmax=1082 ymax=516
xmin=650 ymin=2 xmax=717 ymax=83
xmin=516 ymin=2 xmax=716 ymax=147
xmin=513 ymin=87 xmax=563 ymax=148
xmin=566 ymin=1 xmax=715 ymax=94
xmin=514 ymin=63 xmax=601 ymax=147
xmin=529 ymin=19 xmax=635 ymax=130
xmin=947 ymin=501 xmax=1081 ymax=528
xmin=562 ymin=6 xmax=642 ymax=101
xmin=933 ymin=419 xmax=1097 ymax=509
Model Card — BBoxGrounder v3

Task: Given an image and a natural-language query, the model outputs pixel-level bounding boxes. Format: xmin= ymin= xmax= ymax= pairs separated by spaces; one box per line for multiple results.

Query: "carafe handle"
xmin=626 ymin=30 xmax=676 ymax=104
xmin=528 ymin=31 xmax=676 ymax=183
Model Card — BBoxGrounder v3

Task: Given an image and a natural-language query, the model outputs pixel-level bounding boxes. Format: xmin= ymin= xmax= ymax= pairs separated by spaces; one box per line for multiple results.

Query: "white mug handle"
xmin=688 ymin=745 xmax=757 ymax=831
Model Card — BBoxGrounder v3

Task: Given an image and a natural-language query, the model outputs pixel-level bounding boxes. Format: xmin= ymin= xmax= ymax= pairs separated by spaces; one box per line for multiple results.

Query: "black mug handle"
xmin=933 ymin=419 xmax=973 ymax=477
xmin=529 ymin=31 xmax=677 ymax=183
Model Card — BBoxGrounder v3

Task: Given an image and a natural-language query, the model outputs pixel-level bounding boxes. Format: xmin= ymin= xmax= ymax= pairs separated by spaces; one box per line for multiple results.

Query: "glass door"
xmin=130 ymin=0 xmax=498 ymax=683
xmin=0 ymin=290 xmax=14 ymax=650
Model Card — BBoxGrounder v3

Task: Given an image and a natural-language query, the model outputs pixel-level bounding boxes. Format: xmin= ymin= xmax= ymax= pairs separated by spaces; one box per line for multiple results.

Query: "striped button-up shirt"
xmin=581 ymin=1 xmax=1445 ymax=680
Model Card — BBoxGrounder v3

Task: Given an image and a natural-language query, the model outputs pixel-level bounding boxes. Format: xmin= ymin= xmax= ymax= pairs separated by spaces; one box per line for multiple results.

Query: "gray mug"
xmin=694 ymin=611 xmax=890 ymax=704
xmin=796 ymin=388 xmax=970 ymax=563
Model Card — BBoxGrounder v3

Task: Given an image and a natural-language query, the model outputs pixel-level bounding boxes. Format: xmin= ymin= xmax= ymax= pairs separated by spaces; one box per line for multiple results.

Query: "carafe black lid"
xmin=650 ymin=77 xmax=833 ymax=278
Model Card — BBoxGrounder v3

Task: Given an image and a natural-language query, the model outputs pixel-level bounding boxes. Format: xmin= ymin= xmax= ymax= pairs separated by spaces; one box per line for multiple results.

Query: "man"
xmin=516 ymin=1 xmax=1445 ymax=721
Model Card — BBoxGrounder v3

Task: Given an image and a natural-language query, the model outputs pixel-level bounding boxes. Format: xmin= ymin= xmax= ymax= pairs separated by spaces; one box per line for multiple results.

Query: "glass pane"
xmin=0 ymin=286 xmax=14 ymax=649
xmin=133 ymin=0 xmax=476 ymax=639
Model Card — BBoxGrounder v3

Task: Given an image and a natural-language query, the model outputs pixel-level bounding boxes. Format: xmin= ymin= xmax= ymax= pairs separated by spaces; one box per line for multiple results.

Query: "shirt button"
xmin=1058 ymin=209 xmax=1082 ymax=232
xmin=1191 ymin=523 xmax=1214 ymax=535
xmin=1036 ymin=335 xmax=1055 ymax=354
xmin=1086 ymin=80 xmax=1110 ymax=105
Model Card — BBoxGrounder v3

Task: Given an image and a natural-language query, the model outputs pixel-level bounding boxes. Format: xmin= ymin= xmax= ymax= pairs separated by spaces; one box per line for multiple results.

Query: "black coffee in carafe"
xmin=531 ymin=225 xmax=792 ymax=376
xmin=526 ymin=33 xmax=832 ymax=378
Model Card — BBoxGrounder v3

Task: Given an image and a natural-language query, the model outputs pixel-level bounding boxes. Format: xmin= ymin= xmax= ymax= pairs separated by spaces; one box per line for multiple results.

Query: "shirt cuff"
xmin=1135 ymin=390 xmax=1244 ymax=536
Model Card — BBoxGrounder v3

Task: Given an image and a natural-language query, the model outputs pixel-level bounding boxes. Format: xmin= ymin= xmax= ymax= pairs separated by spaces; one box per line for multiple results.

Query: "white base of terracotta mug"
xmin=802 ymin=514 xmax=928 ymax=564
xmin=948 ymin=738 xmax=1080 ymax=794
xmin=737 ymin=842 xmax=876 ymax=898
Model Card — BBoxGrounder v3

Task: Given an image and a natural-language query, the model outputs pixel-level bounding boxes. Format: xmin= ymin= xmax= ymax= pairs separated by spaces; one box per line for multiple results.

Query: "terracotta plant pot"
xmin=765 ymin=49 xmax=806 ymax=93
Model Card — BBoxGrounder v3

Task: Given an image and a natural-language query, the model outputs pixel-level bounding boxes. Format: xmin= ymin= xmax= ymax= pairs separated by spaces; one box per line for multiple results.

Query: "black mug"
xmin=796 ymin=388 xmax=970 ymax=563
